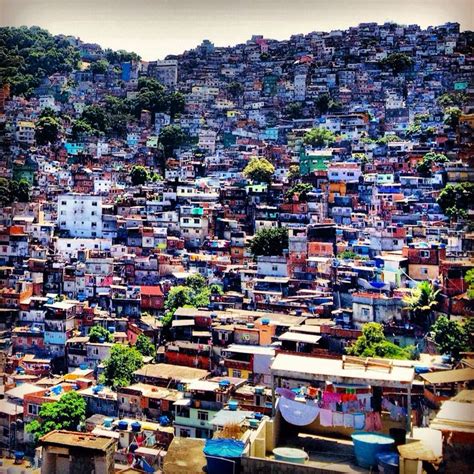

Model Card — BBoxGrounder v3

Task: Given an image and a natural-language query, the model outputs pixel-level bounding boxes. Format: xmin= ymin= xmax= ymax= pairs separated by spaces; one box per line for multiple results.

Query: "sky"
xmin=1 ymin=0 xmax=472 ymax=60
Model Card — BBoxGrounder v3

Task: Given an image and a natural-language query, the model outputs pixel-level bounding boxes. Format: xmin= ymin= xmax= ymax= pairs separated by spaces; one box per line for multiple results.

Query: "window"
xmin=92 ymin=202 xmax=98 ymax=207
xmin=420 ymin=268 xmax=428 ymax=275
xmin=180 ymin=428 xmax=191 ymax=438
xmin=420 ymin=250 xmax=430 ymax=258
xmin=28 ymin=404 xmax=39 ymax=415
xmin=197 ymin=411 xmax=208 ymax=421
xmin=361 ymin=307 xmax=370 ymax=318
xmin=232 ymin=369 xmax=241 ymax=378
xmin=272 ymin=265 xmax=278 ymax=271
xmin=61 ymin=201 xmax=66 ymax=205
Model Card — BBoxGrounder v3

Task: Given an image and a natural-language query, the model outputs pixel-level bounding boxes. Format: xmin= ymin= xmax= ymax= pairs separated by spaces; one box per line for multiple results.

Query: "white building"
xmin=198 ymin=129 xmax=217 ymax=153
xmin=16 ymin=121 xmax=35 ymax=144
xmin=294 ymin=73 xmax=307 ymax=100
xmin=149 ymin=60 xmax=178 ymax=87
xmin=57 ymin=194 xmax=103 ymax=238
xmin=55 ymin=237 xmax=112 ymax=259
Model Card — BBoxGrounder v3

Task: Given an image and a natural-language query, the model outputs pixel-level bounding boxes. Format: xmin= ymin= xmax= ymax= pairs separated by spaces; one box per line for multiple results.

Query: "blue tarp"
xmin=203 ymin=439 xmax=245 ymax=458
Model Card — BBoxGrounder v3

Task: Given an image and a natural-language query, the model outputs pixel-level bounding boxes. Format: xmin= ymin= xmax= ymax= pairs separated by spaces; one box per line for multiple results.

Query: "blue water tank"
xmin=377 ymin=453 xmax=399 ymax=474
xmin=351 ymin=432 xmax=394 ymax=469
xmin=131 ymin=421 xmax=141 ymax=432
xmin=204 ymin=439 xmax=245 ymax=474
xmin=228 ymin=400 xmax=238 ymax=411
xmin=118 ymin=421 xmax=128 ymax=430
xmin=104 ymin=418 xmax=113 ymax=428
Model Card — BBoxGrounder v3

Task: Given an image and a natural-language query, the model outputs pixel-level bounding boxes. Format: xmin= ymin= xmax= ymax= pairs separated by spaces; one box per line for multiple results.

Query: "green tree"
xmin=26 ymin=391 xmax=86 ymax=441
xmin=443 ymin=106 xmax=462 ymax=129
xmin=71 ymin=119 xmax=96 ymax=140
xmin=88 ymin=325 xmax=112 ymax=343
xmin=135 ymin=334 xmax=155 ymax=357
xmin=81 ymin=105 xmax=109 ymax=133
xmin=285 ymin=102 xmax=303 ymax=119
xmin=315 ymin=94 xmax=330 ymax=114
xmin=403 ymin=281 xmax=440 ymax=328
xmin=35 ymin=115 xmax=61 ymax=145
xmin=377 ymin=135 xmax=401 ymax=145
xmin=227 ymin=81 xmax=244 ymax=98
xmin=100 ymin=344 xmax=143 ymax=390
xmin=287 ymin=165 xmax=300 ymax=182
xmin=416 ymin=152 xmax=449 ymax=177
xmin=430 ymin=316 xmax=471 ymax=359
xmin=249 ymin=227 xmax=289 ymax=257
xmin=437 ymin=182 xmax=473 ymax=219
xmin=379 ymin=53 xmax=414 ymax=73
xmin=0 ymin=178 xmax=10 ymax=206
xmin=132 ymin=78 xmax=184 ymax=119
xmin=437 ymin=92 xmax=467 ymax=109
xmin=165 ymin=286 xmax=194 ymax=313
xmin=104 ymin=48 xmax=141 ymax=64
xmin=89 ymin=59 xmax=109 ymax=75
xmin=130 ymin=165 xmax=149 ymax=186
xmin=159 ymin=125 xmax=187 ymax=156
xmin=338 ymin=250 xmax=368 ymax=261
xmin=243 ymin=157 xmax=275 ymax=183
xmin=0 ymin=26 xmax=80 ymax=96
xmin=347 ymin=323 xmax=414 ymax=360
xmin=285 ymin=183 xmax=313 ymax=202
xmin=10 ymin=178 xmax=31 ymax=202
xmin=162 ymin=284 xmax=211 ymax=328
xmin=186 ymin=273 xmax=207 ymax=292
xmin=466 ymin=269 xmax=474 ymax=300
xmin=303 ymin=128 xmax=337 ymax=148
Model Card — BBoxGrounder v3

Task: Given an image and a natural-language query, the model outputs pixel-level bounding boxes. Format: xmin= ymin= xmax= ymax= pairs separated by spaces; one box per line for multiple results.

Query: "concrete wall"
xmin=241 ymin=456 xmax=338 ymax=474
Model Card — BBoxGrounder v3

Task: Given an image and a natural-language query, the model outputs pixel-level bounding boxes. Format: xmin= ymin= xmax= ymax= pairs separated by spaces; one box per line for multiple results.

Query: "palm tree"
xmin=403 ymin=281 xmax=440 ymax=328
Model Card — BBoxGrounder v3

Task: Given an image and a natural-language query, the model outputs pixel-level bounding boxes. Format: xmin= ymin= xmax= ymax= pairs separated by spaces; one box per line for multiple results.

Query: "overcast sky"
xmin=1 ymin=0 xmax=472 ymax=60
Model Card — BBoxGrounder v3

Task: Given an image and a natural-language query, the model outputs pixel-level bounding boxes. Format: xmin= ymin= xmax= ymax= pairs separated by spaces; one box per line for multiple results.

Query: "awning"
xmin=173 ymin=398 xmax=191 ymax=406
xmin=421 ymin=368 xmax=474 ymax=385
xmin=278 ymin=332 xmax=322 ymax=344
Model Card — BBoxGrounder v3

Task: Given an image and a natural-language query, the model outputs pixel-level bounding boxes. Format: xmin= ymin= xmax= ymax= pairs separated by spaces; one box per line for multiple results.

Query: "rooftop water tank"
xmin=228 ymin=400 xmax=238 ymax=411
xmin=131 ymin=422 xmax=141 ymax=432
xmin=117 ymin=420 xmax=128 ymax=431
xmin=104 ymin=418 xmax=113 ymax=428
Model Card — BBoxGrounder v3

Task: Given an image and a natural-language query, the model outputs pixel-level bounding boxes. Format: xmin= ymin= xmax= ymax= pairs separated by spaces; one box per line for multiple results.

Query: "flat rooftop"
xmin=40 ymin=430 xmax=116 ymax=451
xmin=271 ymin=354 xmax=415 ymax=387
xmin=134 ymin=363 xmax=209 ymax=381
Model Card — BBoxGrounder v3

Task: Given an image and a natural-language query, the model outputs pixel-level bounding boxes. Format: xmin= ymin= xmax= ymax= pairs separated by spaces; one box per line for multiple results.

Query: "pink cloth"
xmin=374 ymin=412 xmax=382 ymax=431
xmin=320 ymin=409 xmax=333 ymax=427
xmin=323 ymin=392 xmax=342 ymax=403
xmin=365 ymin=412 xmax=375 ymax=431
xmin=364 ymin=412 xmax=383 ymax=431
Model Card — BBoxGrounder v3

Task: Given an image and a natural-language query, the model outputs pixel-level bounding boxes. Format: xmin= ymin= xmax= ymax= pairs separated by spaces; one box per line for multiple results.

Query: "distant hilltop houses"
xmin=0 ymin=21 xmax=473 ymax=474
